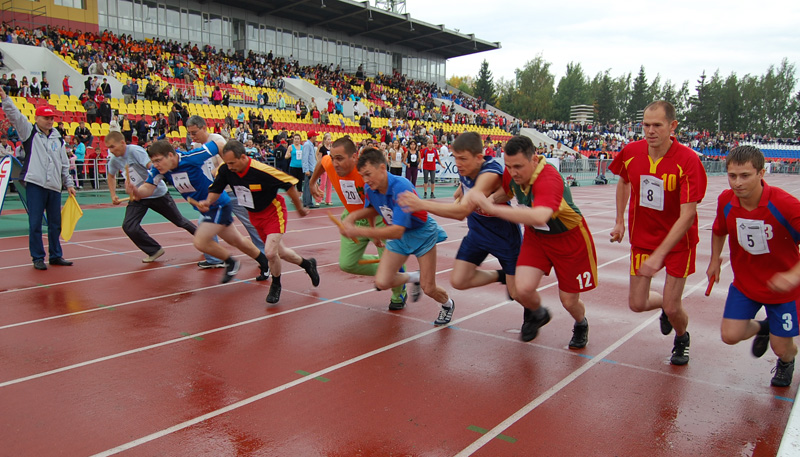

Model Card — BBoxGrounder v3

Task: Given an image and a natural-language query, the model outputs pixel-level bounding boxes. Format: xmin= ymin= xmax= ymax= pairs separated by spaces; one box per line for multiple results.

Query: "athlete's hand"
xmin=195 ymin=199 xmax=210 ymax=212
xmin=465 ymin=190 xmax=491 ymax=214
xmin=124 ymin=180 xmax=139 ymax=201
xmin=638 ymin=253 xmax=664 ymax=278
xmin=309 ymin=182 xmax=322 ymax=201
xmin=397 ymin=191 xmax=423 ymax=213
xmin=372 ymin=238 xmax=384 ymax=249
xmin=452 ymin=184 xmax=463 ymax=201
xmin=297 ymin=206 xmax=309 ymax=217
xmin=67 ymin=187 xmax=76 ymax=197
xmin=610 ymin=223 xmax=625 ymax=243
xmin=768 ymin=270 xmax=800 ymax=294
xmin=706 ymin=258 xmax=722 ymax=286
xmin=0 ymin=87 xmax=6 ymax=100
xmin=111 ymin=195 xmax=120 ymax=205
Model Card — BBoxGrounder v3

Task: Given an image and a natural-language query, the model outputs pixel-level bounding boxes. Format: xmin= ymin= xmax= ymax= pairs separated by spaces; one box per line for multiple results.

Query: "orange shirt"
xmin=320 ymin=155 xmax=367 ymax=214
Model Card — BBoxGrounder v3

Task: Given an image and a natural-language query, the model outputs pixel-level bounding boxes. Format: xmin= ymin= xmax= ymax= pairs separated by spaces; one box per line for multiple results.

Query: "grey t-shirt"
xmin=107 ymin=145 xmax=168 ymax=199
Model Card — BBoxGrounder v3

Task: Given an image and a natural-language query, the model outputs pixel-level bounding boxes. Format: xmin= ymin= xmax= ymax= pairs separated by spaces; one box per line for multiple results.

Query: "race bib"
xmin=640 ymin=175 xmax=664 ymax=211
xmin=736 ymin=218 xmax=770 ymax=255
xmin=127 ymin=169 xmax=144 ymax=187
xmin=426 ymin=153 xmax=434 ymax=162
xmin=171 ymin=172 xmax=196 ymax=194
xmin=234 ymin=185 xmax=254 ymax=209
xmin=395 ymin=152 xmax=402 ymax=161
xmin=379 ymin=205 xmax=394 ymax=225
xmin=340 ymin=180 xmax=363 ymax=205
xmin=410 ymin=154 xmax=417 ymax=162
xmin=202 ymin=158 xmax=215 ymax=181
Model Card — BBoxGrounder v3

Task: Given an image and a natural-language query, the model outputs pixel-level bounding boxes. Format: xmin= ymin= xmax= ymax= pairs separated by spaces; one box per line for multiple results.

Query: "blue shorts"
xmin=723 ymin=284 xmax=800 ymax=337
xmin=456 ymin=228 xmax=521 ymax=275
xmin=387 ymin=215 xmax=447 ymax=257
xmin=199 ymin=201 xmax=234 ymax=226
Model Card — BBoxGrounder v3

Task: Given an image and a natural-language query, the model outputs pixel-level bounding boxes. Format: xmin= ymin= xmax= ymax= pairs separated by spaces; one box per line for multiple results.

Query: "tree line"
xmin=449 ymin=57 xmax=799 ymax=137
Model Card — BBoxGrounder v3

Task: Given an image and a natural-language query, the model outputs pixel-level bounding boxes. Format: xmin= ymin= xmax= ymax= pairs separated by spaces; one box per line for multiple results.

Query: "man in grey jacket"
xmin=301 ymin=131 xmax=318 ymax=209
xmin=0 ymin=87 xmax=76 ymax=270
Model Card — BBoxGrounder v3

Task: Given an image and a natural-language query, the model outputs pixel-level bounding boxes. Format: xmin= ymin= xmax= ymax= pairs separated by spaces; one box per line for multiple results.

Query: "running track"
xmin=1 ymin=175 xmax=799 ymax=456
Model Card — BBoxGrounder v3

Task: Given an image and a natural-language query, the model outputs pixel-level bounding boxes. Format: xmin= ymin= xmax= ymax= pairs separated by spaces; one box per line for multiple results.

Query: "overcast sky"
xmin=403 ymin=0 xmax=800 ymax=89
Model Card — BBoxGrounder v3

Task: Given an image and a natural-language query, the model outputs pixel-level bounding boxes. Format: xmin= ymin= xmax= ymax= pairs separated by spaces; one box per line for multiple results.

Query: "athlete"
xmin=308 ymin=137 xmax=408 ymax=309
xmin=707 ymin=145 xmax=799 ymax=386
xmin=196 ymin=140 xmax=319 ymax=303
xmin=340 ymin=149 xmax=455 ymax=325
xmin=467 ymin=135 xmax=594 ymax=347
xmin=105 ymin=131 xmax=197 ymax=262
xmin=609 ymin=100 xmax=708 ymax=365
xmin=397 ymin=131 xmax=522 ymax=318
xmin=126 ymin=140 xmax=270 ymax=284
xmin=185 ymin=115 xmax=267 ymax=278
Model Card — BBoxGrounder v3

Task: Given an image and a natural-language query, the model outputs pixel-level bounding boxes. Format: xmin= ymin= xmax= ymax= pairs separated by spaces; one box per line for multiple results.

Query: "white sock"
xmin=406 ymin=271 xmax=420 ymax=284
xmin=442 ymin=298 xmax=453 ymax=309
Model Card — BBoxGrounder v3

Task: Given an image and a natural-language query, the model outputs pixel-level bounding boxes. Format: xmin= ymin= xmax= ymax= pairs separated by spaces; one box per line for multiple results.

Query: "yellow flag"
xmin=61 ymin=194 xmax=83 ymax=241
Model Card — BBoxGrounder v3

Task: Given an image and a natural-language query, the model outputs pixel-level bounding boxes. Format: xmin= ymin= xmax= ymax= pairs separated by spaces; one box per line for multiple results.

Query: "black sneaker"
xmin=304 ymin=258 xmax=320 ymax=287
xmin=521 ymin=307 xmax=551 ymax=342
xmin=434 ymin=300 xmax=455 ymax=326
xmin=266 ymin=281 xmax=281 ymax=304
xmin=33 ymin=259 xmax=47 ymax=270
xmin=389 ymin=288 xmax=407 ymax=311
xmin=256 ymin=266 xmax=270 ymax=282
xmin=752 ymin=319 xmax=770 ymax=358
xmin=198 ymin=260 xmax=225 ymax=269
xmin=771 ymin=358 xmax=795 ymax=387
xmin=660 ymin=311 xmax=673 ymax=335
xmin=569 ymin=318 xmax=589 ymax=349
xmin=670 ymin=332 xmax=690 ymax=366
xmin=221 ymin=259 xmax=240 ymax=284
xmin=49 ymin=257 xmax=73 ymax=266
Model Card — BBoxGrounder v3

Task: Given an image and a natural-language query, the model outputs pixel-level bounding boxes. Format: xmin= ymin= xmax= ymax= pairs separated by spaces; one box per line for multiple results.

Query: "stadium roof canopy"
xmin=210 ymin=0 xmax=501 ymax=59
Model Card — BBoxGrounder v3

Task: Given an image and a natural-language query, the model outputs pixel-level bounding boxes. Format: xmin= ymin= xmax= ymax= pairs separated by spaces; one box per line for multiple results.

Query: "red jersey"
xmin=609 ymin=138 xmax=707 ymax=251
xmin=712 ymin=181 xmax=800 ymax=303
xmin=421 ymin=147 xmax=439 ymax=171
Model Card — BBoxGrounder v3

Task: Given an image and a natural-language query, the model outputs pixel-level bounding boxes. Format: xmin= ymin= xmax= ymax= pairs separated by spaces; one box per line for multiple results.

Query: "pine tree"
xmin=474 ymin=59 xmax=496 ymax=106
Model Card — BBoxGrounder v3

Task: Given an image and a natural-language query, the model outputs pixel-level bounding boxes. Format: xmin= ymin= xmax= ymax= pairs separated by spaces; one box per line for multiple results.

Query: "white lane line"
xmin=453 ymin=263 xmax=729 ymax=456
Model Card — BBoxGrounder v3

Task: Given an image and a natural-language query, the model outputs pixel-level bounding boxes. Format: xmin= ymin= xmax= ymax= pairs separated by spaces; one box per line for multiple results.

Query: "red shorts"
xmin=630 ymin=245 xmax=696 ymax=278
xmin=517 ymin=219 xmax=598 ymax=294
xmin=249 ymin=194 xmax=289 ymax=240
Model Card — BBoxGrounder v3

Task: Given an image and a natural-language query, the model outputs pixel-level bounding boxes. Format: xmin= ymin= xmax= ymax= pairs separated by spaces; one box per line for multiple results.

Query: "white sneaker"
xmin=142 ymin=248 xmax=165 ymax=263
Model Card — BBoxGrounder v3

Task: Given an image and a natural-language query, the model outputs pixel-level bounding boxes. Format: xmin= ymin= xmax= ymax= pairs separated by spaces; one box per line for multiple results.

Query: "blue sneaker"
xmin=434 ymin=300 xmax=455 ymax=326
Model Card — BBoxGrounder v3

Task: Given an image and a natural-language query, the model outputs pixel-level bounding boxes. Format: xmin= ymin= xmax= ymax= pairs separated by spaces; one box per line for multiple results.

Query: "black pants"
xmin=288 ymin=166 xmax=304 ymax=192
xmin=123 ymin=193 xmax=196 ymax=255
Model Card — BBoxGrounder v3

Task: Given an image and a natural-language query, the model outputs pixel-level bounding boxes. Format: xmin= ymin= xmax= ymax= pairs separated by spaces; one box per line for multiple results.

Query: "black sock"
xmin=532 ymin=307 xmax=547 ymax=319
xmin=300 ymin=258 xmax=311 ymax=271
xmin=497 ymin=270 xmax=506 ymax=285
xmin=226 ymin=256 xmax=236 ymax=266
xmin=575 ymin=317 xmax=588 ymax=327
xmin=256 ymin=253 xmax=269 ymax=271
xmin=272 ymin=275 xmax=281 ymax=285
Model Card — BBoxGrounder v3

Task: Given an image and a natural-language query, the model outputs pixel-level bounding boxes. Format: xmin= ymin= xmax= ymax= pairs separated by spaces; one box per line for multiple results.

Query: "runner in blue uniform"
xmin=126 ymin=139 xmax=270 ymax=284
xmin=398 ymin=131 xmax=521 ymax=301
xmin=339 ymin=148 xmax=456 ymax=325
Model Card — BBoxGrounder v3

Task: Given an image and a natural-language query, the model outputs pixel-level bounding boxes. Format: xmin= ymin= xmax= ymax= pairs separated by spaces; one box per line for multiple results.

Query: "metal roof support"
xmin=314 ymin=1 xmax=369 ymax=27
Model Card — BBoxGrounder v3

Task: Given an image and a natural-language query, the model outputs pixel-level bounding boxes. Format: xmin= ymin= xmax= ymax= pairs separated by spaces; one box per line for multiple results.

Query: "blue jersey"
xmin=460 ymin=156 xmax=522 ymax=241
xmin=146 ymin=141 xmax=231 ymax=211
xmin=365 ymin=173 xmax=427 ymax=231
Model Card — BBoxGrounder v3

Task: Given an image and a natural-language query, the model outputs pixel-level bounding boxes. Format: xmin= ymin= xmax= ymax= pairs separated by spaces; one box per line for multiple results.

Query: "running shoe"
xmin=660 ymin=310 xmax=673 ymax=335
xmin=304 ymin=258 xmax=320 ymax=287
xmin=521 ymin=307 xmax=551 ymax=342
xmin=569 ymin=318 xmax=589 ymax=349
xmin=771 ymin=358 xmax=795 ymax=387
xmin=142 ymin=248 xmax=165 ymax=263
xmin=198 ymin=260 xmax=225 ymax=269
xmin=752 ymin=319 xmax=770 ymax=358
xmin=256 ymin=266 xmax=270 ymax=282
xmin=670 ymin=332 xmax=690 ymax=366
xmin=410 ymin=274 xmax=421 ymax=302
xmin=434 ymin=300 xmax=455 ymax=326
xmin=389 ymin=287 xmax=407 ymax=311
xmin=266 ymin=281 xmax=282 ymax=304
xmin=221 ymin=259 xmax=240 ymax=284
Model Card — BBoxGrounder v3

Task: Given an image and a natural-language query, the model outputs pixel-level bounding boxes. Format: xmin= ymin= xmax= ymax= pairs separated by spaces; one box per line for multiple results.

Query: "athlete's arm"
xmin=769 ymin=261 xmax=800 ymax=293
xmin=195 ymin=192 xmax=222 ymax=212
xmin=107 ymin=173 xmax=121 ymax=205
xmin=127 ymin=181 xmax=156 ymax=200
xmin=473 ymin=193 xmax=554 ymax=227
xmin=706 ymin=233 xmax=726 ymax=285
xmin=638 ymin=202 xmax=698 ymax=277
xmin=610 ymin=178 xmax=630 ymax=243
xmin=286 ymin=185 xmax=308 ymax=217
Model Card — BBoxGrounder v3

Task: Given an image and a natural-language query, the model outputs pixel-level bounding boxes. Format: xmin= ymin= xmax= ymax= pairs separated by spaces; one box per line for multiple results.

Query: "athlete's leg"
xmin=558 ymin=290 xmax=586 ymax=322
xmin=515 ymin=265 xmax=546 ymax=311
xmin=217 ymin=223 xmax=261 ymax=259
xmin=417 ymin=245 xmax=448 ymax=304
xmin=194 ymin=222 xmax=231 ymax=259
xmin=721 ymin=318 xmax=761 ymax=345
xmin=628 ymin=275 xmax=661 ymax=312
xmin=449 ymin=259 xmax=500 ymax=290
xmin=662 ymin=274 xmax=688 ymax=336
xmin=374 ymin=250 xmax=410 ymax=291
